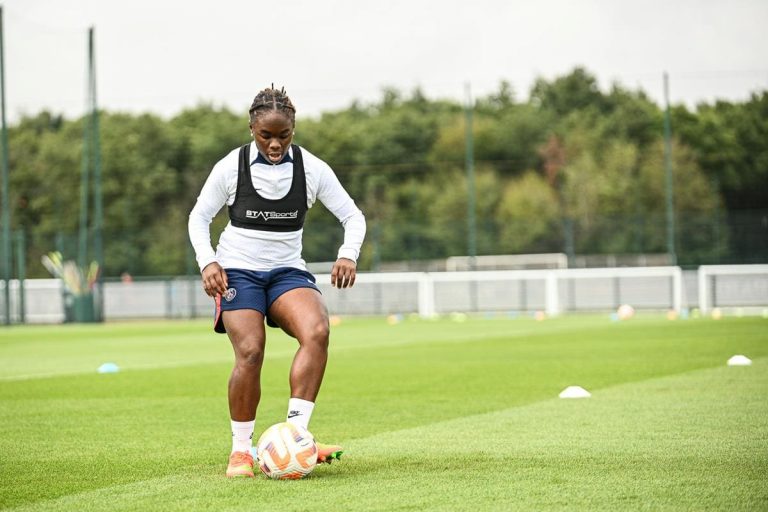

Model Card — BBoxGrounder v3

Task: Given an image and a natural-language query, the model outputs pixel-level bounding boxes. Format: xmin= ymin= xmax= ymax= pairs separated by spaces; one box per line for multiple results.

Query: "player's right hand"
xmin=201 ymin=262 xmax=228 ymax=297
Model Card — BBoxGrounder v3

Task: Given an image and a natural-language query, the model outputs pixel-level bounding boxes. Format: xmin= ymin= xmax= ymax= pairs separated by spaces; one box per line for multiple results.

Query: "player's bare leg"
xmin=269 ymin=288 xmax=342 ymax=463
xmin=222 ymin=309 xmax=267 ymax=477
xmin=224 ymin=309 xmax=268 ymax=420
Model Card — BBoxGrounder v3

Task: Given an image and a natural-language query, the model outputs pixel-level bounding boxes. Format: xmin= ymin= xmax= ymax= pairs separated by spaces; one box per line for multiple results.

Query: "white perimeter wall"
xmin=3 ymin=265 xmax=767 ymax=323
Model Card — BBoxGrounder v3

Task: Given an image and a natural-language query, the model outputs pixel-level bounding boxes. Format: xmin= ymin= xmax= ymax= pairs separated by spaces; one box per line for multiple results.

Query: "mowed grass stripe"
xmin=5 ymin=358 xmax=766 ymax=512
xmin=0 ymin=315 xmax=760 ymax=380
xmin=0 ymin=320 xmax=559 ymax=381
xmin=323 ymin=316 xmax=768 ymax=441
xmin=0 ymin=316 xmax=604 ymax=380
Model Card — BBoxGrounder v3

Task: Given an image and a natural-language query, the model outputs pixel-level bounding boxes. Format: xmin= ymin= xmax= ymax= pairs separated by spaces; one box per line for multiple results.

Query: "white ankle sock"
xmin=286 ymin=398 xmax=315 ymax=430
xmin=231 ymin=419 xmax=255 ymax=453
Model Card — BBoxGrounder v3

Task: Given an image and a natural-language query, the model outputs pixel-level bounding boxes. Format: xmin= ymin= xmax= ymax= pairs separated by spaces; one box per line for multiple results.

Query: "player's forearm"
xmin=337 ymin=210 xmax=366 ymax=262
xmin=188 ymin=208 xmax=218 ymax=272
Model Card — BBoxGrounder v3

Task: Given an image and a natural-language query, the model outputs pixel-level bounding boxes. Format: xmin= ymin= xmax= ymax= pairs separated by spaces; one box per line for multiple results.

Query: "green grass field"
xmin=1 ymin=314 xmax=766 ymax=511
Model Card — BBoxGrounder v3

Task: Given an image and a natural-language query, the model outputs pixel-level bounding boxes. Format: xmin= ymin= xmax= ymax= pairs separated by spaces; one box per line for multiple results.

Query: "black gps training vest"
xmin=228 ymin=144 xmax=308 ymax=232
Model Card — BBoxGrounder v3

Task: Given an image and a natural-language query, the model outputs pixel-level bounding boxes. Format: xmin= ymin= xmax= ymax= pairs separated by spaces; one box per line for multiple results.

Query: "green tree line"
xmin=5 ymin=67 xmax=767 ymax=277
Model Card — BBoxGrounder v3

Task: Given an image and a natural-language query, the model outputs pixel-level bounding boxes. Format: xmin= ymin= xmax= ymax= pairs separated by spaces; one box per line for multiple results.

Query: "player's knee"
xmin=244 ymin=347 xmax=265 ymax=367
xmin=236 ymin=339 xmax=265 ymax=367
xmin=307 ymin=320 xmax=329 ymax=350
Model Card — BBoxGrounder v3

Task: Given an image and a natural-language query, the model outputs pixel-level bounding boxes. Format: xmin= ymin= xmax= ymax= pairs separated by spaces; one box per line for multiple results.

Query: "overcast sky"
xmin=3 ymin=0 xmax=767 ymax=122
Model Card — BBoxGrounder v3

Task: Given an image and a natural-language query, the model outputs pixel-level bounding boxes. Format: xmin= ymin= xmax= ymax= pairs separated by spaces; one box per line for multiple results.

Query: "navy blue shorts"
xmin=214 ymin=267 xmax=321 ymax=334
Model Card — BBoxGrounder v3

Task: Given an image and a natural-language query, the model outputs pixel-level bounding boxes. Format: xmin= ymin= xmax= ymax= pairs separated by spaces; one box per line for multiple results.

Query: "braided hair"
xmin=248 ymin=85 xmax=296 ymax=126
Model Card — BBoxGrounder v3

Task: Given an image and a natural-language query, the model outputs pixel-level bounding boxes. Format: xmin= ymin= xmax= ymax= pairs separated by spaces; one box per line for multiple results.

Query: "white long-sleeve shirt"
xmin=188 ymin=142 xmax=366 ymax=272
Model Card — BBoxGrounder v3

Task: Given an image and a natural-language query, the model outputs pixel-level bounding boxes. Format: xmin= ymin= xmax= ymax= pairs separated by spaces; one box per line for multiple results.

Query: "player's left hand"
xmin=331 ymin=258 xmax=357 ymax=289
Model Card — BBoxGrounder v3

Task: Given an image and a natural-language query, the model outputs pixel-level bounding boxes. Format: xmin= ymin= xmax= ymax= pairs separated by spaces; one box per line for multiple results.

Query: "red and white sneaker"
xmin=226 ymin=450 xmax=255 ymax=478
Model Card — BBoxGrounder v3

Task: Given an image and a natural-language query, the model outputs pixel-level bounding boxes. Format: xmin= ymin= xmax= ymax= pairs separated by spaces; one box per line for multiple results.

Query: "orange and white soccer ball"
xmin=256 ymin=422 xmax=317 ymax=480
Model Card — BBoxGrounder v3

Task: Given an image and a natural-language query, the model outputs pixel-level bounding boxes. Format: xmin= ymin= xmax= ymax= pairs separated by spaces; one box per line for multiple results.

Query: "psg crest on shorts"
xmin=224 ymin=288 xmax=237 ymax=302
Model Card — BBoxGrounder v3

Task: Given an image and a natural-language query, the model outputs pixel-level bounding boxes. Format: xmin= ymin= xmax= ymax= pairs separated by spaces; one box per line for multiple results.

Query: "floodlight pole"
xmin=663 ymin=72 xmax=677 ymax=265
xmin=464 ymin=83 xmax=478 ymax=312
xmin=464 ymin=83 xmax=477 ymax=270
xmin=89 ymin=27 xmax=103 ymax=321
xmin=0 ymin=6 xmax=11 ymax=325
xmin=78 ymin=68 xmax=91 ymax=272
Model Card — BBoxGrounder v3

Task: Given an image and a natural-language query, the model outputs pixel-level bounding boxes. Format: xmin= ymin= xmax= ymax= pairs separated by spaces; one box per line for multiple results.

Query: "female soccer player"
xmin=188 ymin=86 xmax=366 ymax=478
